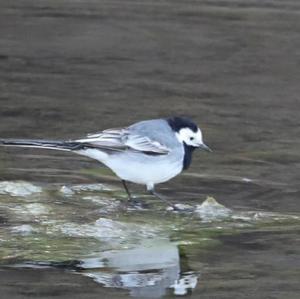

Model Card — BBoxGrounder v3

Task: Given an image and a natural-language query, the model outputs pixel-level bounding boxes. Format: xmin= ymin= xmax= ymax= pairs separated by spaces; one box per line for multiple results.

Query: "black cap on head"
xmin=167 ymin=116 xmax=198 ymax=133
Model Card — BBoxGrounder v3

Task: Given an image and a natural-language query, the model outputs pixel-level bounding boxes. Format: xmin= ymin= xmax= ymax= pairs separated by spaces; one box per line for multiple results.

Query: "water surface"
xmin=0 ymin=0 xmax=300 ymax=298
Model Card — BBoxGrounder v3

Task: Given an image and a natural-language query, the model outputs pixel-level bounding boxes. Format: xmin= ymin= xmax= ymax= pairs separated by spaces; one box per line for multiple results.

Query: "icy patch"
xmin=54 ymin=218 xmax=160 ymax=244
xmin=195 ymin=196 xmax=233 ymax=222
xmin=0 ymin=181 xmax=42 ymax=197
xmin=8 ymin=203 xmax=50 ymax=220
xmin=11 ymin=224 xmax=36 ymax=236
xmin=82 ymin=196 xmax=121 ymax=212
xmin=60 ymin=184 xmax=116 ymax=195
xmin=24 ymin=203 xmax=49 ymax=216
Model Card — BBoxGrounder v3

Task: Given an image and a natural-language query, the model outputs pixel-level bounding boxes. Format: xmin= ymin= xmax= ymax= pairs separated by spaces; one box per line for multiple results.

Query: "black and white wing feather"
xmin=75 ymin=128 xmax=170 ymax=155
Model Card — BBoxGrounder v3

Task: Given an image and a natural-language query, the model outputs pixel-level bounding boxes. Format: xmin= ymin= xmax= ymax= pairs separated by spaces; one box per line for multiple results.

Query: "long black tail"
xmin=0 ymin=138 xmax=83 ymax=151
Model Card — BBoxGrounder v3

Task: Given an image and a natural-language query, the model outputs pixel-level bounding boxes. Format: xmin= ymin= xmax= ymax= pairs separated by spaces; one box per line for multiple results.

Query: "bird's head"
xmin=167 ymin=116 xmax=212 ymax=152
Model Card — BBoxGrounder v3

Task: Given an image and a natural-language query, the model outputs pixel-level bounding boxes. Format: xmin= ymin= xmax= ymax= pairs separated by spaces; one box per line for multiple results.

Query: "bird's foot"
xmin=129 ymin=198 xmax=146 ymax=209
xmin=148 ymin=189 xmax=179 ymax=211
xmin=120 ymin=197 xmax=149 ymax=210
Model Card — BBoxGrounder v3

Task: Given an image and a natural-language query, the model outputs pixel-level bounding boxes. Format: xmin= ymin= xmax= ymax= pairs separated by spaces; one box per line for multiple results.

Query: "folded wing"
xmin=75 ymin=128 xmax=170 ymax=155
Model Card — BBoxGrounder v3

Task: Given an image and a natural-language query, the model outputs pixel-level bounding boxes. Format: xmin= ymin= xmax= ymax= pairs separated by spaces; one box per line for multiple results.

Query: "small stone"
xmin=195 ymin=196 xmax=232 ymax=222
xmin=166 ymin=206 xmax=174 ymax=211
xmin=173 ymin=203 xmax=193 ymax=211
xmin=59 ymin=185 xmax=75 ymax=196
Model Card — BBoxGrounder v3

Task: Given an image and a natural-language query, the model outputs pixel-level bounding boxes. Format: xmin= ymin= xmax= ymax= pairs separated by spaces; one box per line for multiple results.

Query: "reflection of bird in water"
xmin=0 ymin=117 xmax=211 ymax=207
xmin=77 ymin=240 xmax=198 ymax=298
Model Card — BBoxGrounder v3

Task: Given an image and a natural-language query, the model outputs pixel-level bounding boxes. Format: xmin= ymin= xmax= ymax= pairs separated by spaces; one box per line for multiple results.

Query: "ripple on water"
xmin=192 ymin=196 xmax=300 ymax=226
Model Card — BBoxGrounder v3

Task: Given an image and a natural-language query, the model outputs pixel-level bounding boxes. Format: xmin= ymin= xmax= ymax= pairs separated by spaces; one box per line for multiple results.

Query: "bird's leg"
xmin=121 ymin=180 xmax=133 ymax=201
xmin=147 ymin=184 xmax=176 ymax=209
xmin=121 ymin=180 xmax=147 ymax=209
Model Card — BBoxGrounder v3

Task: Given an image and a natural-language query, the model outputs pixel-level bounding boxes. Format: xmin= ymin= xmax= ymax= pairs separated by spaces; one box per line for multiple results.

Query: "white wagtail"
xmin=0 ymin=117 xmax=211 ymax=206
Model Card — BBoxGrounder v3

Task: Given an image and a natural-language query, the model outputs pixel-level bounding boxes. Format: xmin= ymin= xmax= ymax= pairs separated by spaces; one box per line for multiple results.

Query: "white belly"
xmin=107 ymin=157 xmax=183 ymax=185
xmin=77 ymin=148 xmax=183 ymax=186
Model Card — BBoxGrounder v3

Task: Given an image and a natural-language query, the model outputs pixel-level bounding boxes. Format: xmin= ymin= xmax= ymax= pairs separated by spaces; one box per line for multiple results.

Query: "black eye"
xmin=190 ymin=137 xmax=194 ymax=141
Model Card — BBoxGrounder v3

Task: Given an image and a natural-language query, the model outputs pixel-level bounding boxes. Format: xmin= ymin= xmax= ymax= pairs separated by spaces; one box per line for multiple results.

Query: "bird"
xmin=0 ymin=116 xmax=211 ymax=207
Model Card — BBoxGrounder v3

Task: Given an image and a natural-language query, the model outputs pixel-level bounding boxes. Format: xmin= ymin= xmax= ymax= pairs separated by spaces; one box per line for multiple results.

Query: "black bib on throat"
xmin=183 ymin=142 xmax=196 ymax=170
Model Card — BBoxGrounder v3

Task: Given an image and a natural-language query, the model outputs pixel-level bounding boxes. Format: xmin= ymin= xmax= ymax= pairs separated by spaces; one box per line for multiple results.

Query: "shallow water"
xmin=0 ymin=0 xmax=300 ymax=298
xmin=1 ymin=181 xmax=299 ymax=298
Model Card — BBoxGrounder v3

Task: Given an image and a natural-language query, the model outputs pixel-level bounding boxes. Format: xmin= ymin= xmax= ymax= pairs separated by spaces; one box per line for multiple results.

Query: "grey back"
xmin=128 ymin=119 xmax=180 ymax=149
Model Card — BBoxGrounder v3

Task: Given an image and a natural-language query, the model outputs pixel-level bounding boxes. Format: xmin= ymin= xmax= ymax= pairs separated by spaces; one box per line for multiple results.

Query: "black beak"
xmin=198 ymin=143 xmax=212 ymax=152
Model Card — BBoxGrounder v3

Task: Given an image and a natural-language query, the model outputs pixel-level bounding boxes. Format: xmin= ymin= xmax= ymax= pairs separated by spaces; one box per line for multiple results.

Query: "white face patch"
xmin=176 ymin=128 xmax=203 ymax=147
